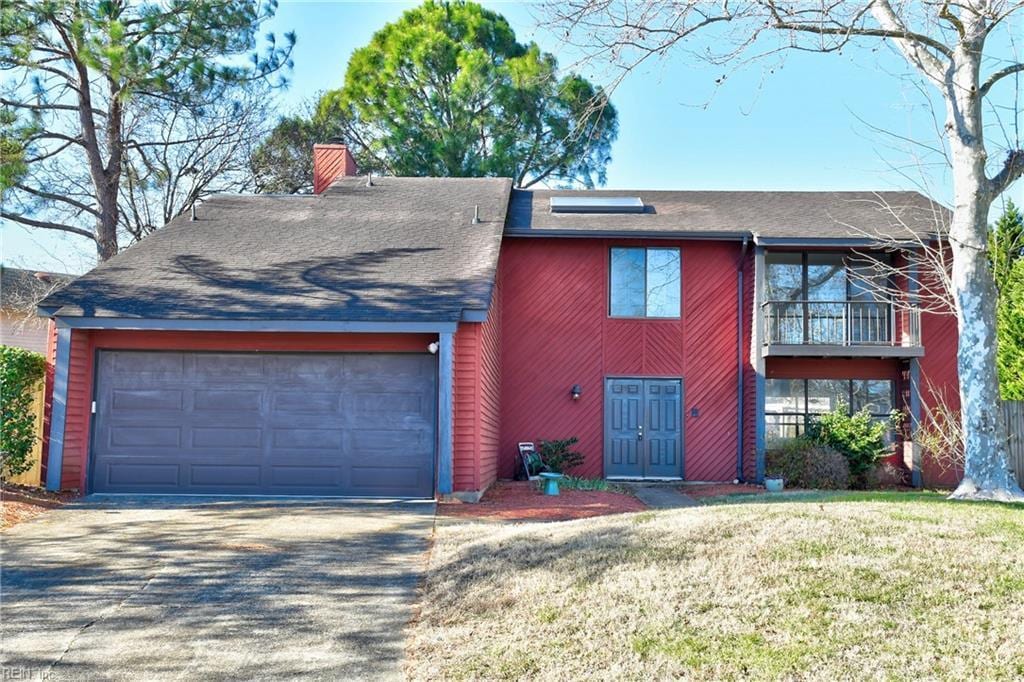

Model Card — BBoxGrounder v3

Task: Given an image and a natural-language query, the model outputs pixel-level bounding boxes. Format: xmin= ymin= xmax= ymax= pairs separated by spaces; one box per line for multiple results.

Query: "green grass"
xmin=632 ymin=628 xmax=818 ymax=678
xmin=702 ymin=488 xmax=1024 ymax=509
xmin=408 ymin=492 xmax=1024 ymax=681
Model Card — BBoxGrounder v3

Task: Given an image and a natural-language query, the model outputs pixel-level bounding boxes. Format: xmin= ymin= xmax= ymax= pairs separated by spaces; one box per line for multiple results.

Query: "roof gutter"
xmin=736 ymin=235 xmax=750 ymax=483
xmin=50 ymin=317 xmax=459 ymax=334
xmin=751 ymin=235 xmax=921 ymax=248
xmin=504 ymin=229 xmax=750 ymax=241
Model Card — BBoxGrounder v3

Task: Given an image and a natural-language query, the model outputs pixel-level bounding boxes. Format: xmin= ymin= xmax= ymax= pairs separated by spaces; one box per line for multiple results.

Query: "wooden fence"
xmin=7 ymin=381 xmax=46 ymax=486
xmin=1005 ymin=401 xmax=1024 ymax=485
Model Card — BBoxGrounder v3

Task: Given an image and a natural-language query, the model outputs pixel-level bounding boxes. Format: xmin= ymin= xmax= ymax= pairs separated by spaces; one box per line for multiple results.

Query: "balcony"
xmin=761 ymin=300 xmax=923 ymax=358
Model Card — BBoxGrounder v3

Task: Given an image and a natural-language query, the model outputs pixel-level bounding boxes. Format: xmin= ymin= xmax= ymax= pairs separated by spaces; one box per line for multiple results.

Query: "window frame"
xmin=764 ymin=377 xmax=897 ymax=444
xmin=764 ymin=251 xmax=894 ymax=303
xmin=608 ymin=246 xmax=682 ymax=319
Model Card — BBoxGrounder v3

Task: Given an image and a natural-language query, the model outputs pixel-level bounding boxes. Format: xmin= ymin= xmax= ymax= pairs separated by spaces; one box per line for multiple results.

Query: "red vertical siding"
xmin=55 ymin=330 xmax=436 ymax=491
xmin=765 ymin=358 xmax=900 ymax=379
xmin=500 ymin=238 xmax=606 ymax=479
xmin=478 ymin=263 xmax=502 ymax=489
xmin=918 ymin=308 xmax=961 ymax=487
xmin=499 ymin=238 xmax=743 ymax=481
xmin=453 ymin=322 xmax=481 ymax=491
xmin=683 ymin=243 xmax=743 ymax=481
xmin=62 ymin=329 xmax=92 ymax=490
xmin=450 ymin=265 xmax=503 ymax=494
xmin=312 ymin=144 xmax=358 ymax=194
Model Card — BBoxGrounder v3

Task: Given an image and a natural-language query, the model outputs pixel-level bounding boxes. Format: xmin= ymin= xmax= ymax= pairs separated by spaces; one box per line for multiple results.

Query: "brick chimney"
xmin=313 ymin=143 xmax=358 ymax=194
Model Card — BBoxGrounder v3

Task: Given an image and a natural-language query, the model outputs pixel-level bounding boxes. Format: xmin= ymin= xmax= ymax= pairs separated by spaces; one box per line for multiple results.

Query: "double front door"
xmin=604 ymin=378 xmax=683 ymax=479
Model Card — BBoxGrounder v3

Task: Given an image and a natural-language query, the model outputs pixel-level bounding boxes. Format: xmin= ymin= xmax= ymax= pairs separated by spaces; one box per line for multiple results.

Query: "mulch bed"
xmin=681 ymin=482 xmax=767 ymax=499
xmin=1 ymin=483 xmax=77 ymax=531
xmin=439 ymin=480 xmax=647 ymax=522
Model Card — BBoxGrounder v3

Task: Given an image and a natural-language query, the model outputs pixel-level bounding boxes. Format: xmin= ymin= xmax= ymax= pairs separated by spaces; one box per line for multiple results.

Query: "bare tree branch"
xmin=979 ymin=62 xmax=1024 ymax=97
xmin=0 ymin=211 xmax=95 ymax=239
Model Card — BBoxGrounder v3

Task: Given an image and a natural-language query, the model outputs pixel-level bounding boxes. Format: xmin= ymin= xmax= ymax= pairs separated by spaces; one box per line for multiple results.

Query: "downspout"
xmin=736 ymin=235 xmax=750 ymax=482
xmin=46 ymin=325 xmax=72 ymax=491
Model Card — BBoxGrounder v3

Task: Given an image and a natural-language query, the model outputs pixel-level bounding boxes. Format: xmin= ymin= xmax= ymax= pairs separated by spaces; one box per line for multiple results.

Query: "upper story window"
xmin=763 ymin=252 xmax=896 ymax=346
xmin=765 ymin=252 xmax=890 ymax=303
xmin=610 ymin=247 xmax=680 ymax=318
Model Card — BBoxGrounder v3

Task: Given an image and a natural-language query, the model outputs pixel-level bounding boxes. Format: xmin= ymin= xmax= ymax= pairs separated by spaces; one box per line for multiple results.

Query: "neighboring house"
xmin=1 ymin=266 xmax=73 ymax=353
xmin=37 ymin=144 xmax=959 ymax=499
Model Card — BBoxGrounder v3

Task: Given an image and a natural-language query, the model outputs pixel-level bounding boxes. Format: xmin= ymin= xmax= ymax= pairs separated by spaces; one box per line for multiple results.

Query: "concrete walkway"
xmin=628 ymin=485 xmax=700 ymax=509
xmin=1 ymin=496 xmax=435 ymax=681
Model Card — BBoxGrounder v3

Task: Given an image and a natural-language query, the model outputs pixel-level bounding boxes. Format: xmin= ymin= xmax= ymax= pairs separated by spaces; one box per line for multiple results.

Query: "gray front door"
xmin=90 ymin=351 xmax=436 ymax=497
xmin=604 ymin=378 xmax=683 ymax=479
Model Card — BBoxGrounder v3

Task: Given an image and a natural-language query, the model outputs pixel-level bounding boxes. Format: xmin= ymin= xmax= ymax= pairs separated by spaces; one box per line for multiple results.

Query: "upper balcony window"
xmin=763 ymin=252 xmax=901 ymax=346
xmin=610 ymin=247 xmax=680 ymax=318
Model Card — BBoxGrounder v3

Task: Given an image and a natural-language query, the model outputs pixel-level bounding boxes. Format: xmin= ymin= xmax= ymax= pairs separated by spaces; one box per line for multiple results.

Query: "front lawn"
xmin=408 ymin=492 xmax=1024 ymax=680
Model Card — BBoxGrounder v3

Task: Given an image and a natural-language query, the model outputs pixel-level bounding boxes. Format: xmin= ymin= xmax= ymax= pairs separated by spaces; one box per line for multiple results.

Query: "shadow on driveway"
xmin=1 ymin=496 xmax=436 ymax=681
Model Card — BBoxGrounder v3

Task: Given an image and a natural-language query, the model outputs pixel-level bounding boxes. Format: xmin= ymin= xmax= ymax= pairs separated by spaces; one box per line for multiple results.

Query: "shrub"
xmin=806 ymin=407 xmax=897 ymax=488
xmin=912 ymin=392 xmax=964 ymax=477
xmin=1 ymin=346 xmax=47 ymax=479
xmin=538 ymin=437 xmax=585 ymax=474
xmin=559 ymin=476 xmax=609 ymax=491
xmin=765 ymin=438 xmax=850 ymax=489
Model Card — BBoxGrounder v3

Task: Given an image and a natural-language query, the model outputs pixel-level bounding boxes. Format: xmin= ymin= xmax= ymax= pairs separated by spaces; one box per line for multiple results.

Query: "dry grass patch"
xmin=408 ymin=493 xmax=1024 ymax=681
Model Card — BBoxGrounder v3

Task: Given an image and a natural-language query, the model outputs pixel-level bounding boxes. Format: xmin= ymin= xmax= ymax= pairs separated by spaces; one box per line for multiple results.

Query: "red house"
xmin=38 ymin=145 xmax=959 ymax=500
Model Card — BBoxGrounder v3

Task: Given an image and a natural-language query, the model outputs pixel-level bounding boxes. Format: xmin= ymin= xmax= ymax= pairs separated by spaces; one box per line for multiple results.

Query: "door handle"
xmin=637 ymin=425 xmax=644 ymax=441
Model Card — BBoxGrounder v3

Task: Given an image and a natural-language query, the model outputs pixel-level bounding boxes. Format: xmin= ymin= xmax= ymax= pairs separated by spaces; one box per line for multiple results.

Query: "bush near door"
xmin=0 ymin=346 xmax=47 ymax=480
xmin=765 ymin=439 xmax=850 ymax=489
xmin=806 ymin=407 xmax=898 ymax=488
xmin=537 ymin=437 xmax=585 ymax=474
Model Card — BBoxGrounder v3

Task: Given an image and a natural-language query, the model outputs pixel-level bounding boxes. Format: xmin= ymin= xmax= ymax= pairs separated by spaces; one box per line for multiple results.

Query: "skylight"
xmin=549 ymin=196 xmax=645 ymax=214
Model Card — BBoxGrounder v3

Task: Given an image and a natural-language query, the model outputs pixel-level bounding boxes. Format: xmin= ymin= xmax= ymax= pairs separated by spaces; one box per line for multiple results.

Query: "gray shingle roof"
xmin=41 ymin=178 xmax=948 ymax=322
xmin=42 ymin=176 xmax=512 ymax=321
xmin=2 ymin=266 xmax=74 ymax=313
xmin=506 ymin=189 xmax=948 ymax=240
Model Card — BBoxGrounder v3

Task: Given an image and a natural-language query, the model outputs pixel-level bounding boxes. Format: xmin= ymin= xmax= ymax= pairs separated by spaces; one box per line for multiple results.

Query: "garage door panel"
xmin=271 ymin=428 xmax=345 ymax=450
xmin=344 ymin=356 xmax=428 ymax=376
xmin=194 ymin=389 xmax=263 ymax=412
xmin=193 ymin=354 xmax=265 ymax=378
xmin=104 ymin=462 xmax=180 ymax=486
xmin=348 ymin=428 xmax=431 ymax=452
xmin=110 ymin=352 xmax=185 ymax=375
xmin=350 ymin=391 xmax=428 ymax=416
xmin=267 ymin=355 xmax=343 ymax=381
xmin=190 ymin=465 xmax=262 ymax=487
xmin=91 ymin=351 xmax=436 ymax=496
xmin=273 ymin=391 xmax=340 ymax=414
xmin=191 ymin=427 xmax=262 ymax=449
xmin=269 ymin=465 xmax=343 ymax=487
xmin=351 ymin=465 xmax=424 ymax=490
xmin=111 ymin=389 xmax=184 ymax=412
xmin=109 ymin=425 xmax=182 ymax=448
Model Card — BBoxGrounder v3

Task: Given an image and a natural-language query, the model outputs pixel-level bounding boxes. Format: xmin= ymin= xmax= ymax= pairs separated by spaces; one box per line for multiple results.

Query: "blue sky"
xmin=3 ymin=1 xmax=1021 ymax=273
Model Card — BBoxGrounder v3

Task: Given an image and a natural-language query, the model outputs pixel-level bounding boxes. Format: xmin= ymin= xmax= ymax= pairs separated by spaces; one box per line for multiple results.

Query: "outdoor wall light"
xmin=571 ymin=384 xmax=582 ymax=400
xmin=427 ymin=342 xmax=439 ymax=355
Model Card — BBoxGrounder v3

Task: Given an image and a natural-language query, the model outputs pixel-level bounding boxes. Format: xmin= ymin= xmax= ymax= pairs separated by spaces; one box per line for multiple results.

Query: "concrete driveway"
xmin=0 ymin=497 xmax=436 ymax=681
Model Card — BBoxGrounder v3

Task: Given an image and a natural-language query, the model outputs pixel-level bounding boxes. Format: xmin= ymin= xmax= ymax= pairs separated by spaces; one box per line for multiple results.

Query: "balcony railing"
xmin=761 ymin=300 xmax=921 ymax=348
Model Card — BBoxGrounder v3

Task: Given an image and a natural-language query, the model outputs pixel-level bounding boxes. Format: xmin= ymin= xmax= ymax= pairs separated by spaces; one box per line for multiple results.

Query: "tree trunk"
xmin=947 ymin=172 xmax=1023 ymax=501
xmin=95 ymin=208 xmax=119 ymax=261
xmin=93 ymin=170 xmax=120 ymax=261
xmin=944 ymin=30 xmax=1024 ymax=501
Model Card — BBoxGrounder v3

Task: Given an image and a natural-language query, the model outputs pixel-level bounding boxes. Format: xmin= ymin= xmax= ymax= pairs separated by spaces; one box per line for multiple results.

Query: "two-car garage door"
xmin=89 ymin=351 xmax=437 ymax=497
